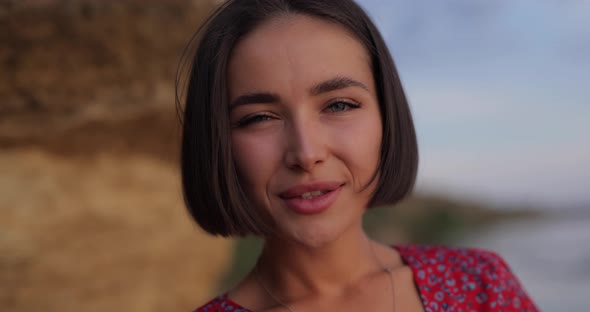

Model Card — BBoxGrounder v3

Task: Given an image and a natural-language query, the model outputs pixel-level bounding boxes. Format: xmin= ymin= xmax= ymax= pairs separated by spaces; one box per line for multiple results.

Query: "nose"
xmin=284 ymin=117 xmax=328 ymax=172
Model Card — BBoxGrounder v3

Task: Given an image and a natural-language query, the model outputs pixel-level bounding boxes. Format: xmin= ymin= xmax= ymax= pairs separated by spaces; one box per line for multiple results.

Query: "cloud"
xmin=359 ymin=0 xmax=590 ymax=209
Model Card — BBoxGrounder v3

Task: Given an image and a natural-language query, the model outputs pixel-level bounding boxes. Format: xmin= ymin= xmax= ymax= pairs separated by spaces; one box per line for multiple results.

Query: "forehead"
xmin=227 ymin=14 xmax=374 ymax=98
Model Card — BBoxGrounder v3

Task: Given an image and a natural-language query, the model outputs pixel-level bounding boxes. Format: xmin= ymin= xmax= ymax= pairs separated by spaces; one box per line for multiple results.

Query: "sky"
xmin=358 ymin=0 xmax=589 ymax=211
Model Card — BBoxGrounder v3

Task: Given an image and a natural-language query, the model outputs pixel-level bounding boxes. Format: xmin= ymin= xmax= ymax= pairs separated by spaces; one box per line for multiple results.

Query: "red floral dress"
xmin=194 ymin=245 xmax=539 ymax=312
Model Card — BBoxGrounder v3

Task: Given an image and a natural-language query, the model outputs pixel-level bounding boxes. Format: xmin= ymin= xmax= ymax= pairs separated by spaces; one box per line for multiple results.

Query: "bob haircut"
xmin=177 ymin=0 xmax=418 ymax=237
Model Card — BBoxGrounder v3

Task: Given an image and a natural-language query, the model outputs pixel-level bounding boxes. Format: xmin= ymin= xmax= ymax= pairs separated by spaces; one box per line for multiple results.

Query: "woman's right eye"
xmin=237 ymin=113 xmax=275 ymax=127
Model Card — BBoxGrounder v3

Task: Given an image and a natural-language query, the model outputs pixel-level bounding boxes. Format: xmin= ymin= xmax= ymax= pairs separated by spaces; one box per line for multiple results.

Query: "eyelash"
xmin=326 ymin=100 xmax=360 ymax=113
xmin=236 ymin=100 xmax=361 ymax=127
xmin=236 ymin=113 xmax=275 ymax=127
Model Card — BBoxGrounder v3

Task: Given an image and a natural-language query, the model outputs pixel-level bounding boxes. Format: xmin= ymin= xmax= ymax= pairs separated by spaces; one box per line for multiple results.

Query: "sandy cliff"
xmin=0 ymin=1 xmax=233 ymax=311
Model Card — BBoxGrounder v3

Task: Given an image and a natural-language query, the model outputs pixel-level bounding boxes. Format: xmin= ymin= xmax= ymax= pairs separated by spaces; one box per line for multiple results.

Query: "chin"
xmin=287 ymin=222 xmax=348 ymax=249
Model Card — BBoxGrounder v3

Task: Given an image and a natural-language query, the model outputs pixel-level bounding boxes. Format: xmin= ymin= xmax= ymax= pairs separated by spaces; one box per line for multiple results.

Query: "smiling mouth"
xmin=299 ymin=190 xmax=329 ymax=199
xmin=279 ymin=182 xmax=344 ymax=215
xmin=279 ymin=181 xmax=344 ymax=199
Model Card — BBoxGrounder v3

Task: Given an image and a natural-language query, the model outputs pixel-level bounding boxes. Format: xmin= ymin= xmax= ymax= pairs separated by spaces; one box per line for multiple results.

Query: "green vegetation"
xmin=218 ymin=236 xmax=264 ymax=292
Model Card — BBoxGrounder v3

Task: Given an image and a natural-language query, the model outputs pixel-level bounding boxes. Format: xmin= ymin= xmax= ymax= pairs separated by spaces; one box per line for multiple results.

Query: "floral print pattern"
xmin=194 ymin=245 xmax=539 ymax=311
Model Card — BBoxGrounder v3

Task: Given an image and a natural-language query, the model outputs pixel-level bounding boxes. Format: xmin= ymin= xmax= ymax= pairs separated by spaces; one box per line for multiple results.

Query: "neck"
xmin=257 ymin=222 xmax=385 ymax=300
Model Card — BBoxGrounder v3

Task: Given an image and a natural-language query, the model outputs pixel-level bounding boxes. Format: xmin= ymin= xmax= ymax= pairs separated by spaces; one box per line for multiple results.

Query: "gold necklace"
xmin=254 ymin=242 xmax=396 ymax=312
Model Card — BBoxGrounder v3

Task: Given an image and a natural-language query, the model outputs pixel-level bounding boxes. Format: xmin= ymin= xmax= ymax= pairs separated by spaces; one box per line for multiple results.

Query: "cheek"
xmin=331 ymin=112 xmax=382 ymax=185
xmin=231 ymin=132 xmax=281 ymax=194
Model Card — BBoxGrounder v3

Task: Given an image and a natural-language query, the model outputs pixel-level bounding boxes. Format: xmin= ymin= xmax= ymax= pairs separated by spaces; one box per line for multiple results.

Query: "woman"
xmin=179 ymin=0 xmax=539 ymax=311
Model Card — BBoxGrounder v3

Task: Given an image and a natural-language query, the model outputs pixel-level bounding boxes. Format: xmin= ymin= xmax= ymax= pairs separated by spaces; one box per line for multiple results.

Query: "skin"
xmin=227 ymin=15 xmax=424 ymax=312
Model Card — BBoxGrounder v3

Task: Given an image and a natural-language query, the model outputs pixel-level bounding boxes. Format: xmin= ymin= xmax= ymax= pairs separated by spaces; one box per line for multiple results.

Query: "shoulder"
xmin=193 ymin=294 xmax=250 ymax=312
xmin=395 ymin=244 xmax=539 ymax=311
xmin=396 ymin=244 xmax=509 ymax=272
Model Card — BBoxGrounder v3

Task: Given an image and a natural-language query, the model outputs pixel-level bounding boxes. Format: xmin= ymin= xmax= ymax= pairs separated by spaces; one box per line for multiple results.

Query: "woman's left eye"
xmin=326 ymin=100 xmax=360 ymax=113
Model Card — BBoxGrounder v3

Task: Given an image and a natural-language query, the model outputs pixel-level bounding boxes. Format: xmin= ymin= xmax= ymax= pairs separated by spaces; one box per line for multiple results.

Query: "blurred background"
xmin=0 ymin=0 xmax=588 ymax=311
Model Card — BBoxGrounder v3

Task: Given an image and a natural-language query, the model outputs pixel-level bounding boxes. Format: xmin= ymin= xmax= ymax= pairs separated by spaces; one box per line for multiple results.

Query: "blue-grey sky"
xmin=359 ymin=0 xmax=589 ymax=210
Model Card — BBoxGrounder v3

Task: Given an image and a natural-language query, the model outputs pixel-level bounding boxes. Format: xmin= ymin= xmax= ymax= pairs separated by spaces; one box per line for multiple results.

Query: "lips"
xmin=279 ymin=181 xmax=343 ymax=199
xmin=279 ymin=181 xmax=344 ymax=215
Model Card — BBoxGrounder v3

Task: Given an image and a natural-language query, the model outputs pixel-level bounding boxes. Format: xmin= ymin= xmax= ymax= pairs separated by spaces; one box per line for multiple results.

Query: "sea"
xmin=459 ymin=215 xmax=590 ymax=311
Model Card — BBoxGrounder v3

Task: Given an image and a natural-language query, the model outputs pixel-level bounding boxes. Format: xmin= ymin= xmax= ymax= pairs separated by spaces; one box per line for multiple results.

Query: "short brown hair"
xmin=177 ymin=0 xmax=418 ymax=237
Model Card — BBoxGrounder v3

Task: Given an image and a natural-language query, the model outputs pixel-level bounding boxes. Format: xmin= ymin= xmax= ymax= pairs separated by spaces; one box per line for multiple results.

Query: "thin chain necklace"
xmin=254 ymin=242 xmax=396 ymax=312
xmin=254 ymin=263 xmax=296 ymax=312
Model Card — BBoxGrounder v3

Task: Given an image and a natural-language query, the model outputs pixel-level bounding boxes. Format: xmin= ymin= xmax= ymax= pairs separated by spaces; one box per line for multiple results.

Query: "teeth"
xmin=300 ymin=190 xmax=326 ymax=199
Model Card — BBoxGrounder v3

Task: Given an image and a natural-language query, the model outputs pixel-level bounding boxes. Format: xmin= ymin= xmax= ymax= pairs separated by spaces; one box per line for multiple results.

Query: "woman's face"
xmin=228 ymin=15 xmax=382 ymax=247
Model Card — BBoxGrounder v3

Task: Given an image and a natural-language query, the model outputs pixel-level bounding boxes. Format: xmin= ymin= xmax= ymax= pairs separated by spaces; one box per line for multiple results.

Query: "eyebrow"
xmin=230 ymin=76 xmax=369 ymax=108
xmin=230 ymin=92 xmax=280 ymax=108
xmin=310 ymin=76 xmax=369 ymax=95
